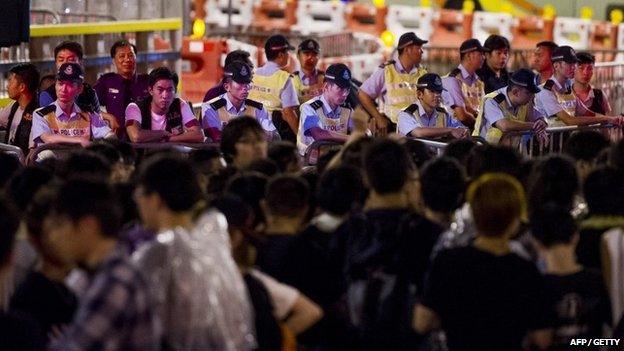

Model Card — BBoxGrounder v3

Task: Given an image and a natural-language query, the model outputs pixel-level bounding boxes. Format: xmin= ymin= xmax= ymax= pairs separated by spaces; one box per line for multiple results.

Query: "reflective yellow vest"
xmin=35 ymin=103 xmax=92 ymax=138
xmin=296 ymin=98 xmax=351 ymax=154
xmin=543 ymin=79 xmax=576 ymax=126
xmin=382 ymin=61 xmax=427 ymax=123
xmin=207 ymin=96 xmax=262 ymax=128
xmin=402 ymin=103 xmax=448 ymax=128
xmin=473 ymin=90 xmax=529 ymax=144
xmin=445 ymin=67 xmax=485 ymax=113
xmin=292 ymin=71 xmax=324 ymax=104
xmin=249 ymin=70 xmax=291 ymax=112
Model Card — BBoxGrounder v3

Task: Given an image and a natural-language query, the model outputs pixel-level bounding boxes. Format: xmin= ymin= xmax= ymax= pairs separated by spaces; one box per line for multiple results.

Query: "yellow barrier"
xmin=30 ymin=17 xmax=182 ymax=37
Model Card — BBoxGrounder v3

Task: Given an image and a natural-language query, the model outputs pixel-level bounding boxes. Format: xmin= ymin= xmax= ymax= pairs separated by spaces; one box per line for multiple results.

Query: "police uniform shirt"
xmin=442 ymin=64 xmax=480 ymax=110
xmin=298 ymin=94 xmax=353 ymax=154
xmin=0 ymin=101 xmax=34 ymax=148
xmin=297 ymin=69 xmax=322 ymax=86
xmin=360 ymin=55 xmax=422 ymax=99
xmin=253 ymin=61 xmax=299 ymax=108
xmin=397 ymin=100 xmax=463 ymax=136
xmin=125 ymin=99 xmax=199 ymax=131
xmin=534 ymin=78 xmax=575 ymax=119
xmin=31 ymin=101 xmax=113 ymax=146
xmin=202 ymin=93 xmax=276 ymax=133
xmin=94 ymin=73 xmax=149 ymax=125
xmin=478 ymin=87 xmax=543 ymax=139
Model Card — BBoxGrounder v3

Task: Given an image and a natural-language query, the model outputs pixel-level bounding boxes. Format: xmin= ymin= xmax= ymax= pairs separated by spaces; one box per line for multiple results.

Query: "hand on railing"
xmin=532 ymin=119 xmax=549 ymax=145
xmin=450 ymin=128 xmax=470 ymax=139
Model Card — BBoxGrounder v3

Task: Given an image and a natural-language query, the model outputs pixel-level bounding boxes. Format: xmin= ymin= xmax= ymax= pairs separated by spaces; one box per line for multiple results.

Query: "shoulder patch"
xmin=35 ymin=104 xmax=55 ymax=117
xmin=435 ymin=106 xmax=447 ymax=114
xmin=379 ymin=60 xmax=396 ymax=69
xmin=493 ymin=93 xmax=506 ymax=104
xmin=310 ymin=100 xmax=324 ymax=110
xmin=245 ymin=99 xmax=263 ymax=110
xmin=449 ymin=68 xmax=461 ymax=77
xmin=404 ymin=103 xmax=419 ymax=115
xmin=209 ymin=98 xmax=226 ymax=110
xmin=292 ymin=71 xmax=299 ymax=76
xmin=543 ymin=80 xmax=554 ymax=91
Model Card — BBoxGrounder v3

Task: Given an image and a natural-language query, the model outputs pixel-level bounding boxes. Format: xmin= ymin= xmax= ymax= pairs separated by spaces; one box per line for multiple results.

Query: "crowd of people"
xmin=0 ymin=30 xmax=623 ymax=350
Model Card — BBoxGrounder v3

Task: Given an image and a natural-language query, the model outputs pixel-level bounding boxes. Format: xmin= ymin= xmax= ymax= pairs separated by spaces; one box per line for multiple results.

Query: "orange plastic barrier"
xmin=180 ymin=38 xmax=227 ymax=103
xmin=253 ymin=0 xmax=297 ymax=32
xmin=430 ymin=9 xmax=472 ymax=48
xmin=345 ymin=3 xmax=387 ymax=37
xmin=512 ymin=16 xmax=554 ymax=50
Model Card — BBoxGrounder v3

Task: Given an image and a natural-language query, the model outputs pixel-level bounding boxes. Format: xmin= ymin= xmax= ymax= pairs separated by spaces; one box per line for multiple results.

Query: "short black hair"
xmin=5 ymin=166 xmax=54 ymax=212
xmin=0 ymin=153 xmax=21 ymax=188
xmin=226 ymin=171 xmax=268 ymax=226
xmin=530 ymin=203 xmax=578 ymax=247
xmin=484 ymin=34 xmax=510 ymax=51
xmin=576 ymin=52 xmax=595 ymax=65
xmin=0 ymin=195 xmax=19 ymax=267
xmin=148 ymin=66 xmax=179 ymax=88
xmin=58 ymin=150 xmax=112 ymax=181
xmin=224 ymin=49 xmax=253 ymax=68
xmin=528 ymin=155 xmax=579 ymax=213
xmin=341 ymin=136 xmax=374 ymax=170
xmin=268 ymin=141 xmax=299 ymax=173
xmin=420 ymin=157 xmax=466 ymax=213
xmin=189 ymin=147 xmax=222 ymax=175
xmin=536 ymin=41 xmax=558 ymax=51
xmin=26 ymin=182 xmax=60 ymax=241
xmin=110 ymin=39 xmax=137 ymax=58
xmin=54 ymin=41 xmax=84 ymax=60
xmin=266 ymin=48 xmax=286 ymax=61
xmin=443 ymin=138 xmax=478 ymax=167
xmin=402 ymin=138 xmax=433 ymax=169
xmin=87 ymin=142 xmax=123 ymax=165
xmin=584 ymin=167 xmax=624 ymax=216
xmin=317 ymin=165 xmax=365 ymax=216
xmin=609 ymin=139 xmax=624 ymax=170
xmin=220 ymin=117 xmax=265 ymax=164
xmin=52 ymin=178 xmax=122 ymax=237
xmin=265 ymin=175 xmax=309 ymax=217
xmin=137 ymin=155 xmax=203 ymax=212
xmin=564 ymin=130 xmax=609 ymax=162
xmin=248 ymin=158 xmax=279 ymax=177
xmin=467 ymin=144 xmax=522 ymax=179
xmin=9 ymin=63 xmax=40 ymax=93
xmin=364 ymin=138 xmax=411 ymax=194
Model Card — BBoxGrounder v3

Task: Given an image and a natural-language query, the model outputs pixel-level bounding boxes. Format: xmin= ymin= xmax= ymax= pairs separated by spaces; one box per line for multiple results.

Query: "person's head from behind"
xmin=110 ymin=39 xmax=137 ymax=78
xmin=527 ymin=155 xmax=579 ymax=214
xmin=54 ymin=41 xmax=84 ymax=69
xmin=135 ymin=155 xmax=203 ymax=231
xmin=444 ymin=138 xmax=478 ymax=168
xmin=583 ymin=167 xmax=624 ymax=216
xmin=264 ymin=34 xmax=294 ymax=67
xmin=45 ymin=179 xmax=122 ymax=267
xmin=0 ymin=153 xmax=21 ymax=189
xmin=483 ymin=34 xmax=510 ymax=72
xmin=402 ymin=138 xmax=433 ymax=169
xmin=221 ymin=117 xmax=267 ymax=169
xmin=210 ymin=194 xmax=256 ymax=268
xmin=148 ymin=67 xmax=178 ymax=113
xmin=0 ymin=196 xmax=19 ymax=277
xmin=531 ymin=41 xmax=557 ymax=72
xmin=420 ymin=157 xmax=466 ymax=217
xmin=226 ymin=171 xmax=269 ymax=229
xmin=263 ymin=175 xmax=310 ymax=226
xmin=564 ymin=130 xmax=609 ymax=181
xmin=574 ymin=52 xmax=595 ymax=85
xmin=268 ymin=141 xmax=301 ymax=173
xmin=317 ymin=165 xmax=365 ymax=217
xmin=467 ymin=144 xmax=522 ymax=180
xmin=364 ymin=138 xmax=411 ymax=195
xmin=5 ymin=166 xmax=54 ymax=212
xmin=86 ymin=142 xmax=125 ymax=180
xmin=530 ymin=203 xmax=578 ymax=250
xmin=7 ymin=63 xmax=40 ymax=100
xmin=609 ymin=139 xmax=624 ymax=171
xmin=57 ymin=150 xmax=112 ymax=181
xmin=468 ymin=173 xmax=525 ymax=238
xmin=341 ymin=136 xmax=374 ymax=170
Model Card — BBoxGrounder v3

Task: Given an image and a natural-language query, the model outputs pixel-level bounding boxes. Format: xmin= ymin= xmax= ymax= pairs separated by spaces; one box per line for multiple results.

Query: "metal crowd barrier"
xmin=500 ymin=124 xmax=624 ymax=158
xmin=303 ymin=139 xmax=344 ymax=165
xmin=410 ymin=138 xmax=449 ymax=156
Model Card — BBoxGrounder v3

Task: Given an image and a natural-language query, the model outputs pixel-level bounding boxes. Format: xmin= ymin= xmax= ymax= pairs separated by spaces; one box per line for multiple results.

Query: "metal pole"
xmin=227 ymin=0 xmax=233 ymax=37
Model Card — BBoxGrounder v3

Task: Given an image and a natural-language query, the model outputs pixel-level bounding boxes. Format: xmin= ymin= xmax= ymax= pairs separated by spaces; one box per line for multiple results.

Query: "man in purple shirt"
xmin=94 ymin=40 xmax=149 ymax=140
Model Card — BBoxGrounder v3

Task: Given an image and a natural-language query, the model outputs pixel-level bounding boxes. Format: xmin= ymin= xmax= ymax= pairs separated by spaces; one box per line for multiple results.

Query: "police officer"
xmin=0 ymin=63 xmax=39 ymax=152
xmin=534 ymin=46 xmax=622 ymax=127
xmin=476 ymin=35 xmax=511 ymax=94
xmin=31 ymin=63 xmax=114 ymax=147
xmin=202 ymin=61 xmax=276 ymax=142
xmin=124 ymin=67 xmax=204 ymax=143
xmin=248 ymin=35 xmax=300 ymax=142
xmin=442 ymin=38 xmax=486 ymax=130
xmin=94 ymin=40 xmax=149 ymax=140
xmin=473 ymin=68 xmax=546 ymax=144
xmin=297 ymin=63 xmax=354 ymax=155
xmin=292 ymin=39 xmax=324 ymax=104
xmin=358 ymin=32 xmax=428 ymax=135
xmin=202 ymin=50 xmax=254 ymax=103
xmin=397 ymin=73 xmax=468 ymax=139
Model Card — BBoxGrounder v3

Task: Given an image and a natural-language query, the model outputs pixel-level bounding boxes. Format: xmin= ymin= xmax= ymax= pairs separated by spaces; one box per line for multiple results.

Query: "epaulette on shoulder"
xmin=543 ymin=80 xmax=554 ymax=91
xmin=245 ymin=99 xmax=263 ymax=109
xmin=36 ymin=104 xmax=55 ymax=117
xmin=404 ymin=103 xmax=419 ymax=115
xmin=493 ymin=93 xmax=506 ymax=104
xmin=318 ymin=70 xmax=325 ymax=75
xmin=449 ymin=68 xmax=461 ymax=77
xmin=209 ymin=97 xmax=226 ymax=110
xmin=435 ymin=106 xmax=447 ymax=114
xmin=310 ymin=99 xmax=324 ymax=110
xmin=292 ymin=71 xmax=299 ymax=76
xmin=379 ymin=60 xmax=396 ymax=69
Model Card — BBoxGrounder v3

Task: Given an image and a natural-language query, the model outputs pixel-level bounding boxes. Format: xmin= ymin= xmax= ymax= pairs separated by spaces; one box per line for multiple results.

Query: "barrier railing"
xmin=500 ymin=124 xmax=623 ymax=158
xmin=303 ymin=139 xmax=344 ymax=165
xmin=411 ymin=138 xmax=449 ymax=156
xmin=0 ymin=143 xmax=26 ymax=164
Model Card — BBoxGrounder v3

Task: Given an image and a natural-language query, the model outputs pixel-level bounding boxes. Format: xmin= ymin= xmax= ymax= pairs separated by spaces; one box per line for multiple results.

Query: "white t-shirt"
xmin=125 ymin=99 xmax=197 ymax=133
xmin=250 ymin=268 xmax=300 ymax=320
